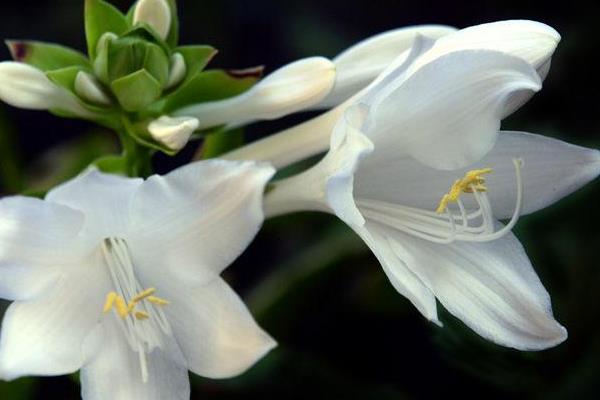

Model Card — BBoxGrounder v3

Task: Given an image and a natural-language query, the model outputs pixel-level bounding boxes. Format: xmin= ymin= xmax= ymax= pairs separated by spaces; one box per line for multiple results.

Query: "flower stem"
xmin=221 ymin=104 xmax=346 ymax=168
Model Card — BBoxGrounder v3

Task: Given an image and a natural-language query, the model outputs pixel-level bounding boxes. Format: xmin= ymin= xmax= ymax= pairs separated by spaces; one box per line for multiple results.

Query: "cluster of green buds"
xmin=3 ymin=0 xmax=261 ymax=175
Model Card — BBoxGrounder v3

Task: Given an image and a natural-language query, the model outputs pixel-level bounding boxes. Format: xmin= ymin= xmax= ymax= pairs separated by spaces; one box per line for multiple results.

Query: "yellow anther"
xmin=436 ymin=168 xmax=493 ymax=214
xmin=135 ymin=311 xmax=150 ymax=320
xmin=131 ymin=288 xmax=157 ymax=304
xmin=103 ymin=292 xmax=118 ymax=313
xmin=114 ymin=296 xmax=129 ymax=318
xmin=147 ymin=296 xmax=170 ymax=306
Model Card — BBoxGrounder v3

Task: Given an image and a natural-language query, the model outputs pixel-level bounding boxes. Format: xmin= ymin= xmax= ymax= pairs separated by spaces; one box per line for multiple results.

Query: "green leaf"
xmin=93 ymin=155 xmax=128 ymax=174
xmin=5 ymin=40 xmax=90 ymax=72
xmin=162 ymin=68 xmax=262 ymax=113
xmin=200 ymin=128 xmax=244 ymax=159
xmin=143 ymin=43 xmax=169 ymax=86
xmin=46 ymin=66 xmax=82 ymax=92
xmin=175 ymin=45 xmax=217 ymax=81
xmin=85 ymin=0 xmax=130 ymax=59
xmin=111 ymin=69 xmax=162 ymax=112
xmin=121 ymin=24 xmax=170 ymax=54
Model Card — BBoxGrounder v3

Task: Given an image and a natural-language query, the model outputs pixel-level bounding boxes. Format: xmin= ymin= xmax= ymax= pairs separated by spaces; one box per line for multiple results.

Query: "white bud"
xmin=165 ymin=53 xmax=186 ymax=89
xmin=0 ymin=61 xmax=93 ymax=117
xmin=133 ymin=0 xmax=172 ymax=40
xmin=148 ymin=116 xmax=199 ymax=151
xmin=75 ymin=71 xmax=112 ymax=106
xmin=174 ymin=57 xmax=336 ymax=129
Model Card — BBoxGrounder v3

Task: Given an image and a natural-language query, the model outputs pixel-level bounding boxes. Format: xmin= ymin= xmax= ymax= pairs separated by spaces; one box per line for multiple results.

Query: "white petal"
xmin=165 ymin=53 xmax=186 ymax=89
xmin=128 ymin=160 xmax=274 ymax=285
xmin=162 ymin=277 xmax=276 ymax=379
xmin=264 ymin=104 xmax=374 ymax=225
xmin=46 ymin=169 xmax=143 ymax=240
xmin=362 ymin=49 xmax=541 ymax=170
xmin=318 ymin=25 xmax=457 ymax=108
xmin=133 ymin=0 xmax=172 ymax=40
xmin=354 ymin=131 xmax=600 ymax=218
xmin=0 ymin=62 xmax=94 ymax=117
xmin=357 ymin=223 xmax=439 ymax=322
xmin=80 ymin=320 xmax=189 ymax=400
xmin=384 ymin=226 xmax=567 ymax=350
xmin=0 ymin=259 xmax=110 ymax=380
xmin=174 ymin=57 xmax=336 ymax=128
xmin=148 ymin=115 xmax=199 ymax=151
xmin=0 ymin=196 xmax=84 ymax=300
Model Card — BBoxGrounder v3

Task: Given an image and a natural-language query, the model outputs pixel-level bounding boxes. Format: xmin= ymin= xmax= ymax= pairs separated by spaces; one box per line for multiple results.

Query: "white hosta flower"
xmin=263 ymin=99 xmax=600 ymax=350
xmin=166 ymin=53 xmax=187 ymax=89
xmin=318 ymin=24 xmax=457 ymax=108
xmin=0 ymin=62 xmax=95 ymax=118
xmin=133 ymin=0 xmax=172 ymax=40
xmin=174 ymin=57 xmax=336 ymax=129
xmin=148 ymin=115 xmax=200 ymax=151
xmin=223 ymin=20 xmax=561 ymax=169
xmin=0 ymin=160 xmax=276 ymax=399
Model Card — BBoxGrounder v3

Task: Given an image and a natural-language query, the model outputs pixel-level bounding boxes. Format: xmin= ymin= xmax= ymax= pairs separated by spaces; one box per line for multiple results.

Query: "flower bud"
xmin=133 ymin=0 xmax=172 ymax=40
xmin=148 ymin=115 xmax=199 ymax=151
xmin=165 ymin=52 xmax=186 ymax=89
xmin=75 ymin=71 xmax=112 ymax=106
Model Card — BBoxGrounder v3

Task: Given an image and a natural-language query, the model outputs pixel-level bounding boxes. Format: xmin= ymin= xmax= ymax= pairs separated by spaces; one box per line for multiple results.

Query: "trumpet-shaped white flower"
xmin=224 ymin=20 xmax=561 ymax=168
xmin=224 ymin=21 xmax=600 ymax=350
xmin=0 ymin=62 xmax=95 ymax=118
xmin=0 ymin=160 xmax=276 ymax=399
xmin=173 ymin=57 xmax=336 ymax=129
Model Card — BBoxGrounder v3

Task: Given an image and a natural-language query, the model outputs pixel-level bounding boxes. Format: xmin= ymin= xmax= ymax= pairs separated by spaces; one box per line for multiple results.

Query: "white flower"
xmin=317 ymin=24 xmax=457 ymax=109
xmin=223 ymin=20 xmax=561 ymax=169
xmin=0 ymin=62 xmax=95 ymax=118
xmin=0 ymin=160 xmax=276 ymax=399
xmin=223 ymin=21 xmax=600 ymax=350
xmin=133 ymin=0 xmax=172 ymax=40
xmin=173 ymin=57 xmax=336 ymax=129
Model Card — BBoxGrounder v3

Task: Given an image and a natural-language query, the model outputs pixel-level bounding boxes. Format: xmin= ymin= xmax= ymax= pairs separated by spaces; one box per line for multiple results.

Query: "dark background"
xmin=1 ymin=0 xmax=600 ymax=398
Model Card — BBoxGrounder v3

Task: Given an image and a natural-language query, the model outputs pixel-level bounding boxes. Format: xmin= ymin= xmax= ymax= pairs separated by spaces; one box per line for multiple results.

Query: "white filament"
xmin=101 ymin=237 xmax=172 ymax=383
xmin=358 ymin=158 xmax=523 ymax=244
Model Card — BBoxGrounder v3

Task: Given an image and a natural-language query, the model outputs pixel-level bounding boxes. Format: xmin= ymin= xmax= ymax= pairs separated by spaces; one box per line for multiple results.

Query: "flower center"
xmin=100 ymin=237 xmax=172 ymax=383
xmin=357 ymin=158 xmax=523 ymax=244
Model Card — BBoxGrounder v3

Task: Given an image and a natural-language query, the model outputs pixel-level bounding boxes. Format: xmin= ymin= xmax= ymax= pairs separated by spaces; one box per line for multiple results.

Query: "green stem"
xmin=118 ymin=116 xmax=153 ymax=177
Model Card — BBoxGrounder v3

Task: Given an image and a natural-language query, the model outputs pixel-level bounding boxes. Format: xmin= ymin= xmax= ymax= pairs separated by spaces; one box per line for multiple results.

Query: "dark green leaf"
xmin=175 ymin=45 xmax=217 ymax=81
xmin=111 ymin=69 xmax=162 ymax=111
xmin=93 ymin=154 xmax=128 ymax=174
xmin=143 ymin=42 xmax=170 ymax=85
xmin=46 ymin=66 xmax=82 ymax=92
xmin=200 ymin=128 xmax=244 ymax=159
xmin=5 ymin=40 xmax=90 ymax=72
xmin=85 ymin=0 xmax=130 ymax=59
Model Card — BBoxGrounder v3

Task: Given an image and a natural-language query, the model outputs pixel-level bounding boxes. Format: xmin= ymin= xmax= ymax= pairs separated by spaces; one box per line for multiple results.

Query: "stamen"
xmin=147 ymin=296 xmax=170 ymax=306
xmin=114 ymin=296 xmax=129 ymax=319
xmin=103 ymin=292 xmax=118 ymax=313
xmin=131 ymin=288 xmax=157 ymax=303
xmin=135 ymin=311 xmax=150 ymax=320
xmin=436 ymin=168 xmax=493 ymax=214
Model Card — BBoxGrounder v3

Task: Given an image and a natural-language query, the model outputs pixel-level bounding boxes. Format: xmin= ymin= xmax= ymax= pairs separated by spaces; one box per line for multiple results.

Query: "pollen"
xmin=102 ymin=287 xmax=170 ymax=320
xmin=436 ymin=168 xmax=493 ymax=214
xmin=114 ymin=296 xmax=129 ymax=318
xmin=103 ymin=292 xmax=118 ymax=313
xmin=131 ymin=287 xmax=157 ymax=303
xmin=135 ymin=311 xmax=150 ymax=320
xmin=147 ymin=296 xmax=170 ymax=306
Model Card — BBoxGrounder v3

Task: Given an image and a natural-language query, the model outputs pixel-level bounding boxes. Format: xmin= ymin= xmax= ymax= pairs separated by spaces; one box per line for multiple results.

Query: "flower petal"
xmin=128 ymin=160 xmax=275 ymax=285
xmin=0 ymin=259 xmax=110 ymax=380
xmin=361 ymin=49 xmax=541 ymax=170
xmin=162 ymin=277 xmax=276 ymax=379
xmin=317 ymin=25 xmax=457 ymax=108
xmin=46 ymin=169 xmax=143 ymax=239
xmin=355 ymin=131 xmax=600 ymax=218
xmin=80 ymin=320 xmax=189 ymax=400
xmin=0 ymin=196 xmax=84 ymax=300
xmin=356 ymin=223 xmax=439 ymax=322
xmin=383 ymin=226 xmax=567 ymax=350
